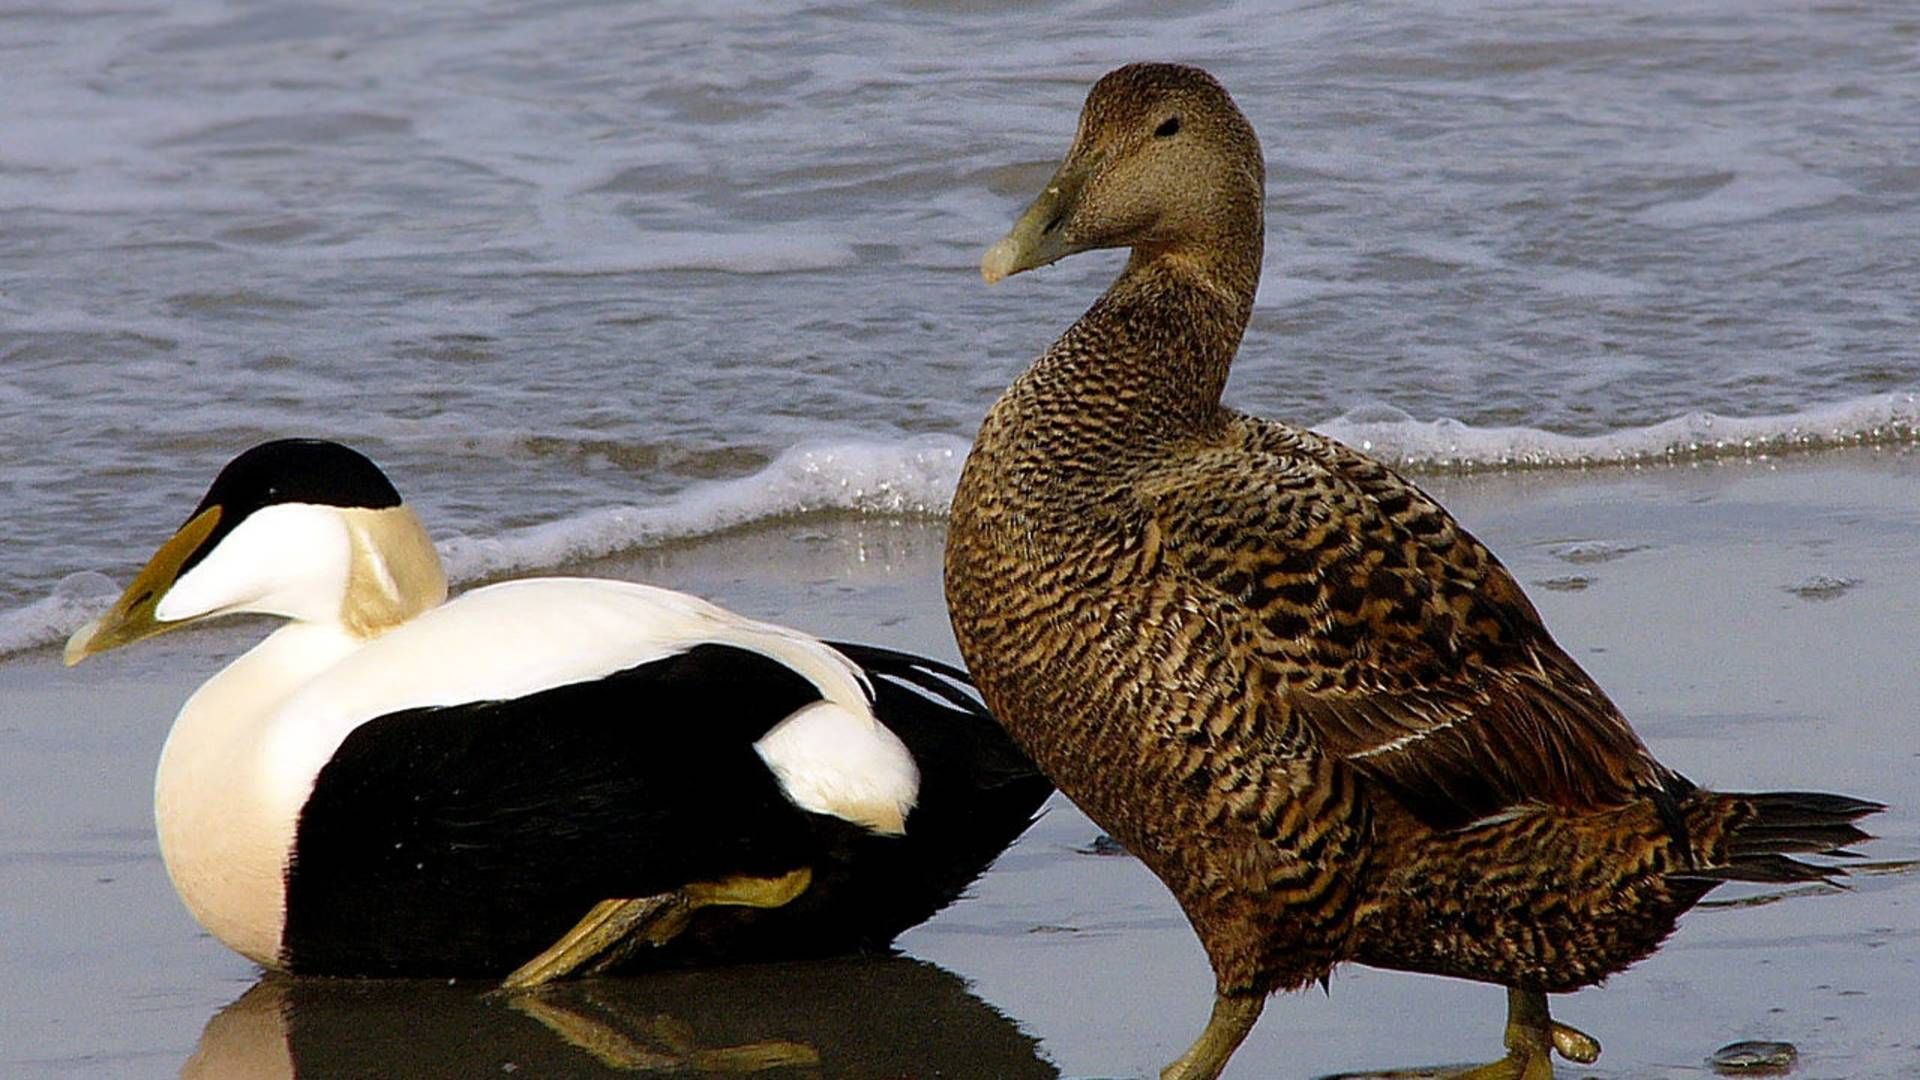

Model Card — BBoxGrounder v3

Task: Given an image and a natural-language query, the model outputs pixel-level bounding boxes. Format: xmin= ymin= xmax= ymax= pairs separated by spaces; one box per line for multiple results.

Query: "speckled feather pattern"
xmin=947 ymin=63 xmax=1875 ymax=999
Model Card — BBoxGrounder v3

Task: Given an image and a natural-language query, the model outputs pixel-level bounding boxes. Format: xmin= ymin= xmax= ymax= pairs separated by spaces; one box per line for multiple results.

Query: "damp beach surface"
xmin=5 ymin=0 xmax=1920 ymax=1075
xmin=4 ymin=451 xmax=1917 ymax=1079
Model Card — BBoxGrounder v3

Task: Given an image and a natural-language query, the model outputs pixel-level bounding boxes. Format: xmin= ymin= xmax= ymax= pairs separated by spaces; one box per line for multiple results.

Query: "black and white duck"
xmin=69 ymin=438 xmax=1049 ymax=983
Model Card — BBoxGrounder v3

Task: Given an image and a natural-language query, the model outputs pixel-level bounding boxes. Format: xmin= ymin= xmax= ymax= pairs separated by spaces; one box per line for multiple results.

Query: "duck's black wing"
xmin=281 ymin=643 xmax=843 ymax=975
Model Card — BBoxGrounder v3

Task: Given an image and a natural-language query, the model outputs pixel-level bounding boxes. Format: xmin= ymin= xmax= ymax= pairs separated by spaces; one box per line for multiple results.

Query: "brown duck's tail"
xmin=1676 ymin=791 xmax=1884 ymax=884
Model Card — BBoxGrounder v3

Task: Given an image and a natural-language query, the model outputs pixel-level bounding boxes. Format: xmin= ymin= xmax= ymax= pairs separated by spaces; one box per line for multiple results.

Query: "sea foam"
xmin=3 ymin=393 xmax=1914 ymax=660
xmin=436 ymin=436 xmax=967 ymax=583
xmin=1319 ymin=391 xmax=1918 ymax=472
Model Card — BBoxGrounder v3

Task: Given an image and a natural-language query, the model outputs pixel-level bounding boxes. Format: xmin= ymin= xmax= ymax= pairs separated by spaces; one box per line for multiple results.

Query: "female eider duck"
xmin=947 ymin=63 xmax=1880 ymax=1080
xmin=67 ymin=438 xmax=1049 ymax=982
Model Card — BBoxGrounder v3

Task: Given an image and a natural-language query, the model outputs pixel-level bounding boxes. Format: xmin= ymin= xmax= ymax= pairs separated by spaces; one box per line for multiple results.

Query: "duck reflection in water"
xmin=182 ymin=954 xmax=1057 ymax=1078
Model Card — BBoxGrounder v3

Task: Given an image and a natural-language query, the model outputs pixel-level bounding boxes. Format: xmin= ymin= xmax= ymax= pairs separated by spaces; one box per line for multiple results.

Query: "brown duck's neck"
xmin=1025 ymin=238 xmax=1261 ymax=433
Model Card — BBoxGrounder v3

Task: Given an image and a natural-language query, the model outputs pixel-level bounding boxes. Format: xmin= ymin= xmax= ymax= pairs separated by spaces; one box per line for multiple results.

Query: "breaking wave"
xmin=3 ymin=392 xmax=1914 ymax=659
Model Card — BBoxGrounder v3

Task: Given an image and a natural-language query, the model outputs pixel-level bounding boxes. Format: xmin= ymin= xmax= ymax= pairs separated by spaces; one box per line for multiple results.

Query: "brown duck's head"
xmin=981 ymin=63 xmax=1266 ymax=285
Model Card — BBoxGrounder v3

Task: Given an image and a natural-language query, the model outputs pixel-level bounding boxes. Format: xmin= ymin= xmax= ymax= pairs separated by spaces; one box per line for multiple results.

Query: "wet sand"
xmin=4 ymin=448 xmax=1916 ymax=1079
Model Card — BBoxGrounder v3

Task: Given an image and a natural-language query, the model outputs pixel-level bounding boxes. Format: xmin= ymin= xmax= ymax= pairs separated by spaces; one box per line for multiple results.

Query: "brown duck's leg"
xmin=1161 ymin=992 xmax=1265 ymax=1080
xmin=1447 ymin=988 xmax=1601 ymax=1080
xmin=498 ymin=868 xmax=813 ymax=990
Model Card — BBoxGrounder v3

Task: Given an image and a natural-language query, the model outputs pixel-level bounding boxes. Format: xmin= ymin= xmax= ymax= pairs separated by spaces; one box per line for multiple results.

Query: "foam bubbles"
xmin=0 ymin=438 xmax=967 ymax=659
xmin=0 ymin=572 xmax=122 ymax=659
xmin=437 ymin=436 xmax=967 ymax=584
xmin=5 ymin=393 xmax=1916 ymax=660
xmin=1317 ymin=391 xmax=1919 ymax=471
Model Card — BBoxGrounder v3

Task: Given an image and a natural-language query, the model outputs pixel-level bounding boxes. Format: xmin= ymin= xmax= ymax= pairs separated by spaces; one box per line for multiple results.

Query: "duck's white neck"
xmin=154 ymin=619 xmax=361 ymax=969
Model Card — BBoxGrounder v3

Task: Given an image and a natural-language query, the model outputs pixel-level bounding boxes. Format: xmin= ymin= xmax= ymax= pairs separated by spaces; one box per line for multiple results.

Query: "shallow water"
xmin=4 ymin=0 xmax=1918 ymax=640
xmin=5 ymin=453 xmax=1918 ymax=1078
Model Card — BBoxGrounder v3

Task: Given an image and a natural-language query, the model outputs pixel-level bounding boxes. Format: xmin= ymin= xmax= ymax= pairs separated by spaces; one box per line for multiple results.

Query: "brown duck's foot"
xmin=1549 ymin=1020 xmax=1600 ymax=1065
xmin=497 ymin=868 xmax=814 ymax=990
xmin=1161 ymin=992 xmax=1265 ymax=1080
xmin=1444 ymin=988 xmax=1601 ymax=1080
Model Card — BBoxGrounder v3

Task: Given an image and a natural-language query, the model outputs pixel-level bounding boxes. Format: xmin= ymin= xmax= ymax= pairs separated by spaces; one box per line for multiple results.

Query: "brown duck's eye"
xmin=1154 ymin=115 xmax=1181 ymax=138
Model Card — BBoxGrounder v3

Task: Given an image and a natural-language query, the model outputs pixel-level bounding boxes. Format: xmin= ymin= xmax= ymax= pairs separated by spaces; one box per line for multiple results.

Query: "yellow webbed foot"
xmin=498 ymin=867 xmax=815 ymax=990
xmin=1550 ymin=1020 xmax=1600 ymax=1065
xmin=642 ymin=867 xmax=815 ymax=947
xmin=1444 ymin=988 xmax=1599 ymax=1080
xmin=500 ymin=895 xmax=681 ymax=990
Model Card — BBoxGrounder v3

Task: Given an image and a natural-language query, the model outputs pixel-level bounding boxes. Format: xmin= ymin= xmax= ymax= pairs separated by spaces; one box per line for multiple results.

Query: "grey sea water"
xmin=4 ymin=0 xmax=1917 ymax=643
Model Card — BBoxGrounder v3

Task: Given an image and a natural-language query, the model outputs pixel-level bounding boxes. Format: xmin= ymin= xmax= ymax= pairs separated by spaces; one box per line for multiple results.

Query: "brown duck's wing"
xmin=1136 ymin=414 xmax=1677 ymax=829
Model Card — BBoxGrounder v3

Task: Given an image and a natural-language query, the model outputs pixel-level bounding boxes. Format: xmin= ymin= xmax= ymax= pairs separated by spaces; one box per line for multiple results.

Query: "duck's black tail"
xmin=647 ymin=644 xmax=1050 ymax=966
xmin=789 ymin=642 xmax=1051 ymax=939
xmin=832 ymin=641 xmax=1053 ymax=815
xmin=1676 ymin=790 xmax=1883 ymax=884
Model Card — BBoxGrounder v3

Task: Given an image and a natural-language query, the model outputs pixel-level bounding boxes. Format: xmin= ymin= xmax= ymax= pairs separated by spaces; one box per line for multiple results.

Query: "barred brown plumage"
xmin=946 ymin=62 xmax=1881 ymax=1080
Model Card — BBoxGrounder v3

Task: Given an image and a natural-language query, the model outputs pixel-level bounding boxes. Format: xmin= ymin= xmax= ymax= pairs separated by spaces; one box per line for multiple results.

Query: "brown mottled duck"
xmin=945 ymin=62 xmax=1881 ymax=1080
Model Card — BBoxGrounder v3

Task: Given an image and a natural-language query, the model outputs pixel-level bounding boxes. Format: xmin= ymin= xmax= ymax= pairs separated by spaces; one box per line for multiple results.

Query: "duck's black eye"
xmin=1154 ymin=115 xmax=1182 ymax=138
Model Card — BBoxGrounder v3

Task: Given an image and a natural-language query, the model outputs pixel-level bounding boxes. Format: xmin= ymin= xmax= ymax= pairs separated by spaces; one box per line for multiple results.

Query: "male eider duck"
xmin=947 ymin=63 xmax=1880 ymax=1080
xmin=67 ymin=438 xmax=1049 ymax=982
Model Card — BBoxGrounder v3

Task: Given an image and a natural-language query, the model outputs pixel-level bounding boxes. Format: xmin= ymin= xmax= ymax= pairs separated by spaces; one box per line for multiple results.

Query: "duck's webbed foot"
xmin=498 ymin=867 xmax=813 ymax=990
xmin=1446 ymin=988 xmax=1600 ymax=1080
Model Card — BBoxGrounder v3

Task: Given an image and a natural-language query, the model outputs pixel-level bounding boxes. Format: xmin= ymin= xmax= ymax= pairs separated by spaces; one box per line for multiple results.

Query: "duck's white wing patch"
xmin=754 ymin=701 xmax=919 ymax=836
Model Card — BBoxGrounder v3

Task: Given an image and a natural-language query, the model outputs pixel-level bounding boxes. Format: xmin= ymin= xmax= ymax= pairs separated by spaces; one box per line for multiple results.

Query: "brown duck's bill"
xmin=980 ymin=159 xmax=1087 ymax=285
xmin=64 ymin=506 xmax=221 ymax=666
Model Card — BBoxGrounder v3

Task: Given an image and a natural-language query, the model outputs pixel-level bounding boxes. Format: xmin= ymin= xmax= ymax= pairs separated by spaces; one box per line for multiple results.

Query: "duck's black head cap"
xmin=194 ymin=439 xmax=402 ymax=517
xmin=198 ymin=441 xmax=401 ymax=518
xmin=177 ymin=439 xmax=403 ymax=574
